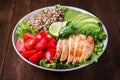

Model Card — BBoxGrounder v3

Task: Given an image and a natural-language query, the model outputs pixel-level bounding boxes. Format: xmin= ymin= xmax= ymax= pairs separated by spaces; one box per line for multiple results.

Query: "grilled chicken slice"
xmin=60 ymin=39 xmax=69 ymax=61
xmin=72 ymin=34 xmax=86 ymax=64
xmin=66 ymin=35 xmax=76 ymax=64
xmin=79 ymin=36 xmax=94 ymax=62
xmin=53 ymin=39 xmax=63 ymax=60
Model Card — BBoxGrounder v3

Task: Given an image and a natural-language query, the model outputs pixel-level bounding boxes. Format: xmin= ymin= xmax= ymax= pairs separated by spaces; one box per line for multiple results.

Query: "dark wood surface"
xmin=0 ymin=0 xmax=120 ymax=80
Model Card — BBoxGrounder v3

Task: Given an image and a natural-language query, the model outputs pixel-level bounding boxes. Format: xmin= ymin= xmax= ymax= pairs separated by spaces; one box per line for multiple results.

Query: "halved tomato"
xmin=22 ymin=50 xmax=37 ymax=58
xmin=35 ymin=37 xmax=48 ymax=50
xmin=23 ymin=33 xmax=35 ymax=41
xmin=44 ymin=49 xmax=56 ymax=61
xmin=16 ymin=38 xmax=26 ymax=52
xmin=29 ymin=51 xmax=43 ymax=63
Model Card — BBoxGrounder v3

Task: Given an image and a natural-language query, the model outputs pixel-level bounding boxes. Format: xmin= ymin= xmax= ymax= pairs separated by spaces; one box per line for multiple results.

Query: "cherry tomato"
xmin=22 ymin=50 xmax=37 ymax=58
xmin=23 ymin=33 xmax=35 ymax=41
xmin=16 ymin=38 xmax=26 ymax=52
xmin=35 ymin=37 xmax=48 ymax=50
xmin=46 ymin=33 xmax=56 ymax=44
xmin=35 ymin=32 xmax=46 ymax=43
xmin=29 ymin=51 xmax=43 ymax=63
xmin=25 ymin=38 xmax=36 ymax=50
xmin=46 ymin=40 xmax=56 ymax=49
xmin=44 ymin=49 xmax=56 ymax=61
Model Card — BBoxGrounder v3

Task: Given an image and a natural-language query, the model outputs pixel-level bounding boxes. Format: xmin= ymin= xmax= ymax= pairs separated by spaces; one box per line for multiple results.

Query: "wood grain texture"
xmin=0 ymin=0 xmax=14 ymax=79
xmin=0 ymin=0 xmax=120 ymax=80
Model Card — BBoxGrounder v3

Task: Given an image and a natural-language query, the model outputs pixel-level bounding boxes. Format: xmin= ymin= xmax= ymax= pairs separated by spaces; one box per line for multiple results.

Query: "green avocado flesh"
xmin=63 ymin=9 xmax=101 ymax=38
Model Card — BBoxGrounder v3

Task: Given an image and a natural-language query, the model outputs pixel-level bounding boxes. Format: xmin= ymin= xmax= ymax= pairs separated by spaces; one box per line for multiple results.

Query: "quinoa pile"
xmin=27 ymin=9 xmax=64 ymax=32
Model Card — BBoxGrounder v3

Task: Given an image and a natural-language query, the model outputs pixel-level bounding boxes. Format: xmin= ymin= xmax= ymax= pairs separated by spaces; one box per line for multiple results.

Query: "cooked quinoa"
xmin=27 ymin=9 xmax=64 ymax=32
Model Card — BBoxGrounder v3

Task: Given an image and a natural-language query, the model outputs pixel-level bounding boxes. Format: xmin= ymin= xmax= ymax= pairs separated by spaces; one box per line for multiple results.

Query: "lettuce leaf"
xmin=16 ymin=20 xmax=37 ymax=37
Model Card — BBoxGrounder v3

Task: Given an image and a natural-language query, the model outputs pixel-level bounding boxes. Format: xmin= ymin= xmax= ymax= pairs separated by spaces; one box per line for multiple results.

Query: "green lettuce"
xmin=16 ymin=20 xmax=37 ymax=37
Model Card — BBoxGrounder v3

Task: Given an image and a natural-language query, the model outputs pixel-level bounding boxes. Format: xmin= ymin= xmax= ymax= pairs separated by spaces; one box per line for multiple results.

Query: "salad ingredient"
xmin=60 ymin=39 xmax=69 ymax=61
xmin=16 ymin=20 xmax=36 ymax=37
xmin=35 ymin=32 xmax=46 ymax=43
xmin=64 ymin=9 xmax=80 ymax=21
xmin=27 ymin=8 xmax=64 ymax=32
xmin=66 ymin=35 xmax=76 ymax=64
xmin=29 ymin=51 xmax=43 ymax=63
xmin=55 ymin=4 xmax=69 ymax=13
xmin=53 ymin=34 xmax=94 ymax=64
xmin=22 ymin=50 xmax=37 ymax=58
xmin=39 ymin=59 xmax=57 ymax=68
xmin=46 ymin=40 xmax=56 ymax=49
xmin=49 ymin=22 xmax=67 ymax=38
xmin=16 ymin=38 xmax=26 ymax=52
xmin=79 ymin=36 xmax=94 ymax=62
xmin=35 ymin=37 xmax=48 ymax=50
xmin=44 ymin=49 xmax=56 ymax=61
xmin=59 ymin=22 xmax=76 ymax=38
xmin=23 ymin=33 xmax=35 ymax=41
xmin=25 ymin=38 xmax=36 ymax=50
xmin=53 ymin=39 xmax=63 ymax=60
xmin=46 ymin=33 xmax=57 ymax=44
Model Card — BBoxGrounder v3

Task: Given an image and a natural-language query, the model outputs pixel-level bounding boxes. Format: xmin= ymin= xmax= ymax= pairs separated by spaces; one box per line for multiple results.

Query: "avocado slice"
xmin=64 ymin=9 xmax=81 ymax=21
xmin=76 ymin=22 xmax=101 ymax=34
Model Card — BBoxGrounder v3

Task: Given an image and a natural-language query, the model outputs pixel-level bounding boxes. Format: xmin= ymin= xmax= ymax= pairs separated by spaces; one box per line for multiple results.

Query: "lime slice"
xmin=49 ymin=22 xmax=67 ymax=37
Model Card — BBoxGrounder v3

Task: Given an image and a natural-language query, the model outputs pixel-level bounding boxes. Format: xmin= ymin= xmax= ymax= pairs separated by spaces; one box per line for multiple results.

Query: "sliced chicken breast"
xmin=72 ymin=34 xmax=86 ymax=64
xmin=66 ymin=35 xmax=76 ymax=64
xmin=79 ymin=36 xmax=94 ymax=62
xmin=53 ymin=39 xmax=63 ymax=60
xmin=60 ymin=39 xmax=69 ymax=61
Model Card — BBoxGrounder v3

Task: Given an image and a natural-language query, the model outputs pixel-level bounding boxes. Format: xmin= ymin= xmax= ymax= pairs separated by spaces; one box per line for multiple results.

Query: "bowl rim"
xmin=12 ymin=6 xmax=108 ymax=72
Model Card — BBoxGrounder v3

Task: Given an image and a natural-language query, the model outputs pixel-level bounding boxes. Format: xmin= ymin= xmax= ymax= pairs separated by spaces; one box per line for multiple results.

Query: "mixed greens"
xmin=15 ymin=4 xmax=107 ymax=69
xmin=16 ymin=20 xmax=37 ymax=37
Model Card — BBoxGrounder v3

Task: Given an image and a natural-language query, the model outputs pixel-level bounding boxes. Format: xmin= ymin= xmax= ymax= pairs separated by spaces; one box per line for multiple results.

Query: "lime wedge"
xmin=49 ymin=22 xmax=67 ymax=38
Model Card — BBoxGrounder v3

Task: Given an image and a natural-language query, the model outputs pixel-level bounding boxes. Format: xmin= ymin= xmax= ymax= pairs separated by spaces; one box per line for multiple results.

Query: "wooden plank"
xmin=0 ymin=0 xmax=14 ymax=79
xmin=91 ymin=0 xmax=120 ymax=80
xmin=30 ymin=0 xmax=47 ymax=11
xmin=108 ymin=0 xmax=120 ymax=33
xmin=1 ymin=0 xmax=33 ymax=80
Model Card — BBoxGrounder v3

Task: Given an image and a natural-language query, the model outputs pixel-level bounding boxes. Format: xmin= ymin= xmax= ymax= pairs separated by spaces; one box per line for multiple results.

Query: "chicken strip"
xmin=72 ymin=34 xmax=86 ymax=64
xmin=66 ymin=35 xmax=76 ymax=64
xmin=79 ymin=36 xmax=94 ymax=62
xmin=60 ymin=39 xmax=69 ymax=61
xmin=53 ymin=39 xmax=63 ymax=60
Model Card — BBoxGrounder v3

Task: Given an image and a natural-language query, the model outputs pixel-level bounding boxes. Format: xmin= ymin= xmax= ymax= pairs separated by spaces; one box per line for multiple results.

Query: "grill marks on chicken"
xmin=53 ymin=34 xmax=94 ymax=64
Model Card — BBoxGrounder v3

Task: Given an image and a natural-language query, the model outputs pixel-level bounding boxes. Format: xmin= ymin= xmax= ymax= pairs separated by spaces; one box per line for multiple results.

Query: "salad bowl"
xmin=12 ymin=5 xmax=108 ymax=72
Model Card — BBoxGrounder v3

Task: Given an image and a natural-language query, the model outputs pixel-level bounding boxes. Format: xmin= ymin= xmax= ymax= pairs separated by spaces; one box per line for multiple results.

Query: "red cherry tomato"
xmin=46 ymin=33 xmax=56 ymax=44
xmin=29 ymin=51 xmax=43 ymax=63
xmin=35 ymin=32 xmax=46 ymax=43
xmin=16 ymin=38 xmax=26 ymax=52
xmin=22 ymin=50 xmax=37 ymax=58
xmin=44 ymin=49 xmax=56 ymax=61
xmin=46 ymin=40 xmax=56 ymax=49
xmin=35 ymin=37 xmax=48 ymax=50
xmin=23 ymin=33 xmax=35 ymax=41
xmin=25 ymin=38 xmax=36 ymax=50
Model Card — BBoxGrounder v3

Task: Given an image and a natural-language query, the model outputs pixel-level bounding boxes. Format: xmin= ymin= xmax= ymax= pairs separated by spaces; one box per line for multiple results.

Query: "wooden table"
xmin=0 ymin=0 xmax=120 ymax=80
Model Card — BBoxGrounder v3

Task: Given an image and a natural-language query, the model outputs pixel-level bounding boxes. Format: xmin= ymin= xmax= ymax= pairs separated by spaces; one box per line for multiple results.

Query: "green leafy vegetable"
xmin=39 ymin=59 xmax=57 ymax=69
xmin=54 ymin=4 xmax=69 ymax=13
xmin=59 ymin=22 xmax=77 ymax=38
xmin=16 ymin=20 xmax=37 ymax=37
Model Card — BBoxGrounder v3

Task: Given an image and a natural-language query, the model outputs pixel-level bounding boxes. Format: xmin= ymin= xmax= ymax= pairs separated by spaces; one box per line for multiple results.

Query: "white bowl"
xmin=12 ymin=6 xmax=108 ymax=72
